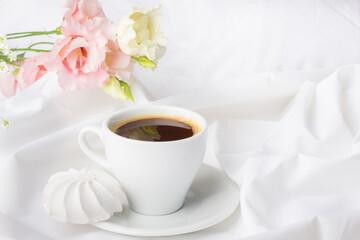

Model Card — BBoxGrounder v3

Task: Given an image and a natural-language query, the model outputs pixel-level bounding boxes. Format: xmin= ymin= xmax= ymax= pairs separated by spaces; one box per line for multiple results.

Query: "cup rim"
xmin=103 ymin=105 xmax=207 ymax=144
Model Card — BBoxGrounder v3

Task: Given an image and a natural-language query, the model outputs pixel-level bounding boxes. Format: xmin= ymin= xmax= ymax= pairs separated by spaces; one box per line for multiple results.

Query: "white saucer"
xmin=92 ymin=164 xmax=240 ymax=237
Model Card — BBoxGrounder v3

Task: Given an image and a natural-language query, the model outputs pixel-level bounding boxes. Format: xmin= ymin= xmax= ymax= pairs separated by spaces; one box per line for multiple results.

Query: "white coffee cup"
xmin=78 ymin=105 xmax=207 ymax=216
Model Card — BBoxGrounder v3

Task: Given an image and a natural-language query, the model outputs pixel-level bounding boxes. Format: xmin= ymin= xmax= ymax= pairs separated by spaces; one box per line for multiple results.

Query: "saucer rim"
xmin=91 ymin=164 xmax=240 ymax=237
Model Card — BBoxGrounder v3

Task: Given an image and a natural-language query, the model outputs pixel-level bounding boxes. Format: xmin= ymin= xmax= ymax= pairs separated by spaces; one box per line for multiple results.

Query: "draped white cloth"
xmin=1 ymin=0 xmax=360 ymax=239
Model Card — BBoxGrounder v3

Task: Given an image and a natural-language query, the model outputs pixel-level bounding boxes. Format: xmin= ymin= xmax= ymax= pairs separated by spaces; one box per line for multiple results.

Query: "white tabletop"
xmin=1 ymin=0 xmax=360 ymax=239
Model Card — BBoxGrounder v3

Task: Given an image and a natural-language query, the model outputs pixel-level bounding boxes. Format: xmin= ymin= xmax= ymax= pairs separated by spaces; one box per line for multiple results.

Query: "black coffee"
xmin=114 ymin=118 xmax=194 ymax=142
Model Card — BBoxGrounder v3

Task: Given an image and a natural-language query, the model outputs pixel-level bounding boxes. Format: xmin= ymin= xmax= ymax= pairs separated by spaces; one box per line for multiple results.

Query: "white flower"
xmin=0 ymin=33 xmax=6 ymax=42
xmin=0 ymin=33 xmax=16 ymax=64
xmin=8 ymin=52 xmax=16 ymax=62
xmin=0 ymin=34 xmax=10 ymax=55
xmin=0 ymin=43 xmax=6 ymax=51
xmin=0 ymin=61 xmax=6 ymax=71
xmin=116 ymin=5 xmax=168 ymax=61
xmin=0 ymin=61 xmax=10 ymax=73
xmin=0 ymin=44 xmax=10 ymax=55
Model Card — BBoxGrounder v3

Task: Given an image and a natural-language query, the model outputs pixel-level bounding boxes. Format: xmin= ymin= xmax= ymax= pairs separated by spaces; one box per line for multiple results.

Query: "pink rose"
xmin=17 ymin=53 xmax=48 ymax=90
xmin=105 ymin=39 xmax=134 ymax=82
xmin=46 ymin=34 xmax=109 ymax=91
xmin=0 ymin=71 xmax=17 ymax=98
xmin=61 ymin=15 xmax=113 ymax=46
xmin=47 ymin=18 xmax=114 ymax=91
xmin=50 ymin=0 xmax=134 ymax=91
xmin=47 ymin=15 xmax=133 ymax=91
xmin=63 ymin=0 xmax=105 ymax=24
xmin=65 ymin=18 xmax=134 ymax=82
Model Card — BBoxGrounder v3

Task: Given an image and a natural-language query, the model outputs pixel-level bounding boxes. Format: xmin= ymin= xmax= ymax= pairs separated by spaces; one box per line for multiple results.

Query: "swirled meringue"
xmin=42 ymin=168 xmax=127 ymax=224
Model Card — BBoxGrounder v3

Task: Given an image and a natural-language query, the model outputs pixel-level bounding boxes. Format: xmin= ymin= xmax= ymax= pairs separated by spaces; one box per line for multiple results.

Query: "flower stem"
xmin=11 ymin=48 xmax=51 ymax=53
xmin=6 ymin=28 xmax=61 ymax=40
xmin=7 ymin=62 xmax=21 ymax=67
xmin=6 ymin=34 xmax=35 ymax=40
xmin=29 ymin=42 xmax=54 ymax=48
xmin=7 ymin=31 xmax=53 ymax=36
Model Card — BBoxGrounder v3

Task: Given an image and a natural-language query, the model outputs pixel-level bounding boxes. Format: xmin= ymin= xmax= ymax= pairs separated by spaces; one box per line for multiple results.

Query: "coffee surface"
xmin=114 ymin=118 xmax=194 ymax=141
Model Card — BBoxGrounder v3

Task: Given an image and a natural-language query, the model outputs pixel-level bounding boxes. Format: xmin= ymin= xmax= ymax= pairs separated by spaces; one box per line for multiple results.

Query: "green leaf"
xmin=132 ymin=56 xmax=156 ymax=69
xmin=103 ymin=76 xmax=134 ymax=101
xmin=17 ymin=52 xmax=25 ymax=59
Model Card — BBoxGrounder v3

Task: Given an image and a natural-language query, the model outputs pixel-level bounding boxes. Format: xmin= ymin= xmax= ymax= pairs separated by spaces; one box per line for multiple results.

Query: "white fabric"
xmin=1 ymin=0 xmax=360 ymax=239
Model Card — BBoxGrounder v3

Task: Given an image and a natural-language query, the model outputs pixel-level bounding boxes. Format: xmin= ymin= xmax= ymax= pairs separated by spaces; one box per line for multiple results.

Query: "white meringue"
xmin=42 ymin=168 xmax=128 ymax=224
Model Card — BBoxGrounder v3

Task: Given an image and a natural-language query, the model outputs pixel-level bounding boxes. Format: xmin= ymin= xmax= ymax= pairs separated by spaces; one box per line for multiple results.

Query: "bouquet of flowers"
xmin=0 ymin=0 xmax=168 ymax=126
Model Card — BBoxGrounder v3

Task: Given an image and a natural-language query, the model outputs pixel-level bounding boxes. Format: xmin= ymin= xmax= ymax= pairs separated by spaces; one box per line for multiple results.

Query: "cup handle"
xmin=78 ymin=126 xmax=111 ymax=170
